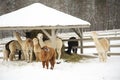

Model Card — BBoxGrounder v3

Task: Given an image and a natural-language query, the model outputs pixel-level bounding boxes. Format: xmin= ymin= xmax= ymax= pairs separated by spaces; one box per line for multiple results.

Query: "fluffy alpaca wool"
xmin=14 ymin=32 xmax=34 ymax=62
xmin=33 ymin=38 xmax=41 ymax=61
xmin=3 ymin=40 xmax=22 ymax=61
xmin=91 ymin=31 xmax=110 ymax=62
xmin=33 ymin=38 xmax=56 ymax=69
xmin=37 ymin=33 xmax=62 ymax=63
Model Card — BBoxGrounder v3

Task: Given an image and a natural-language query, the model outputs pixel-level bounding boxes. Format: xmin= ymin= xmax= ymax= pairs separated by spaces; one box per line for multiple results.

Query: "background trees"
xmin=0 ymin=0 xmax=119 ymax=37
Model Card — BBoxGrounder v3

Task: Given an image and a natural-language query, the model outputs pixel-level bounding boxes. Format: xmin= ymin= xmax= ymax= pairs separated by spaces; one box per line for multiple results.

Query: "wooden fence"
xmin=63 ymin=29 xmax=120 ymax=55
xmin=0 ymin=29 xmax=120 ymax=55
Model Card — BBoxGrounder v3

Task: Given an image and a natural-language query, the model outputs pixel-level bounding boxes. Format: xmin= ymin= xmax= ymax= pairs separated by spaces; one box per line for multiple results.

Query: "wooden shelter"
xmin=0 ymin=3 xmax=90 ymax=53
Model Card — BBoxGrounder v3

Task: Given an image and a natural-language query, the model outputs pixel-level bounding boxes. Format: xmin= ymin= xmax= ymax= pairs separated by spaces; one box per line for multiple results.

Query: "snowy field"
xmin=0 ymin=54 xmax=120 ymax=80
xmin=0 ymin=31 xmax=120 ymax=80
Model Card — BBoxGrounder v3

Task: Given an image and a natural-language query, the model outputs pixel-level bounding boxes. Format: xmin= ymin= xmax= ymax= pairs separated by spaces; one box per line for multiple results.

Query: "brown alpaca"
xmin=3 ymin=40 xmax=22 ymax=61
xmin=14 ymin=32 xmax=34 ymax=62
xmin=37 ymin=33 xmax=63 ymax=63
xmin=33 ymin=38 xmax=56 ymax=69
xmin=91 ymin=31 xmax=110 ymax=62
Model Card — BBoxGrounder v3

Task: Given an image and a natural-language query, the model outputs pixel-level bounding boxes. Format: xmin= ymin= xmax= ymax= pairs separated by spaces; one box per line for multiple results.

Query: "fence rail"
xmin=0 ymin=30 xmax=120 ymax=55
xmin=62 ymin=30 xmax=120 ymax=55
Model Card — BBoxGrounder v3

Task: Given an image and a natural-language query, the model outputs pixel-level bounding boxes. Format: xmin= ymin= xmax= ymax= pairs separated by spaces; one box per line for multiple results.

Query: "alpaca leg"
xmin=73 ymin=48 xmax=77 ymax=54
xmin=72 ymin=48 xmax=75 ymax=53
xmin=21 ymin=51 xmax=25 ymax=60
xmin=50 ymin=58 xmax=55 ymax=69
xmin=101 ymin=53 xmax=106 ymax=62
xmin=103 ymin=52 xmax=107 ymax=62
xmin=42 ymin=61 xmax=45 ymax=68
xmin=30 ymin=51 xmax=33 ymax=62
xmin=25 ymin=53 xmax=28 ymax=62
xmin=24 ymin=50 xmax=29 ymax=62
xmin=50 ymin=60 xmax=53 ymax=69
xmin=46 ymin=61 xmax=49 ymax=69
xmin=27 ymin=53 xmax=30 ymax=63
xmin=67 ymin=47 xmax=72 ymax=54
xmin=23 ymin=50 xmax=27 ymax=61
xmin=98 ymin=53 xmax=103 ymax=62
xmin=3 ymin=49 xmax=9 ymax=61
xmin=56 ymin=49 xmax=61 ymax=64
xmin=105 ymin=53 xmax=107 ymax=62
xmin=9 ymin=53 xmax=14 ymax=61
xmin=18 ymin=50 xmax=22 ymax=60
xmin=35 ymin=52 xmax=39 ymax=62
xmin=101 ymin=53 xmax=104 ymax=62
xmin=52 ymin=55 xmax=56 ymax=69
xmin=9 ymin=51 xmax=15 ymax=61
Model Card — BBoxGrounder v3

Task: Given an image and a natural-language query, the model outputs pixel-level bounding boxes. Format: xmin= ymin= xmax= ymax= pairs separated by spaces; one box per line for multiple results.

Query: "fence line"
xmin=63 ymin=30 xmax=120 ymax=55
xmin=0 ymin=30 xmax=120 ymax=55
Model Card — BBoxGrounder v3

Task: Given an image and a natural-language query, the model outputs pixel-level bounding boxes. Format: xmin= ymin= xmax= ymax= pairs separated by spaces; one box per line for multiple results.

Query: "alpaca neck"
xmin=14 ymin=33 xmax=23 ymax=45
xmin=91 ymin=35 xmax=102 ymax=48
xmin=39 ymin=39 xmax=46 ymax=48
xmin=35 ymin=43 xmax=42 ymax=52
xmin=91 ymin=34 xmax=105 ymax=52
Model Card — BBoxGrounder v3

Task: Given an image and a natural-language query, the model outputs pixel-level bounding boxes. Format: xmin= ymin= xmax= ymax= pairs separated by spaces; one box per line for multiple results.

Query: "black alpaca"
xmin=66 ymin=37 xmax=78 ymax=54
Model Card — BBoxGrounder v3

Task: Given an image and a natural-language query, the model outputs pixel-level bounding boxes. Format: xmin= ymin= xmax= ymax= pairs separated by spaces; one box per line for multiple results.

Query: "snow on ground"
xmin=0 ymin=53 xmax=120 ymax=80
xmin=0 ymin=31 xmax=120 ymax=80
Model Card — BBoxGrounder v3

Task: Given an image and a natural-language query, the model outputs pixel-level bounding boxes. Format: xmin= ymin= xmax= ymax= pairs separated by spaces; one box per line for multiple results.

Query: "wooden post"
xmin=41 ymin=29 xmax=56 ymax=49
xmin=51 ymin=29 xmax=56 ymax=49
xmin=79 ymin=29 xmax=83 ymax=54
xmin=41 ymin=29 xmax=51 ymax=39
xmin=72 ymin=28 xmax=83 ymax=54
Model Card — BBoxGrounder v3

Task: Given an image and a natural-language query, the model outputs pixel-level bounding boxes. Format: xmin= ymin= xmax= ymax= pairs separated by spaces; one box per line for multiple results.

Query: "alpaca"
xmin=66 ymin=37 xmax=78 ymax=54
xmin=32 ymin=38 xmax=41 ymax=62
xmin=37 ymin=33 xmax=63 ymax=63
xmin=14 ymin=32 xmax=34 ymax=62
xmin=3 ymin=40 xmax=22 ymax=61
xmin=91 ymin=31 xmax=110 ymax=62
xmin=33 ymin=38 xmax=56 ymax=69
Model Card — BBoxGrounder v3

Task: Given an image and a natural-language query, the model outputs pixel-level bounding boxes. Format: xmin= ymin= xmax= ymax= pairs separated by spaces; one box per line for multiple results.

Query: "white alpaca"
xmin=37 ymin=33 xmax=63 ymax=63
xmin=14 ymin=32 xmax=33 ymax=62
xmin=91 ymin=31 xmax=110 ymax=62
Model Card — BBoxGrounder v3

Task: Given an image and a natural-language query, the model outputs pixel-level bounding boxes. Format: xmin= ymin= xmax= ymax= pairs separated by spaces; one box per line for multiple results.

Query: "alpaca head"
xmin=13 ymin=32 xmax=19 ymax=37
xmin=37 ymin=33 xmax=43 ymax=40
xmin=91 ymin=31 xmax=98 ymax=37
xmin=33 ymin=38 xmax=39 ymax=45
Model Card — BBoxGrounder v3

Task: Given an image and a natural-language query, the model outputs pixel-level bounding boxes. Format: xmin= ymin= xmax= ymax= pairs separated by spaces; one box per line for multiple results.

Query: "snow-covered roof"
xmin=0 ymin=3 xmax=90 ymax=30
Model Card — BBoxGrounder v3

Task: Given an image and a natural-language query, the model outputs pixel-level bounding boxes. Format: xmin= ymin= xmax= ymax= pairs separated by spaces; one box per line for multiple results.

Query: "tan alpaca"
xmin=33 ymin=38 xmax=56 ymax=69
xmin=14 ymin=32 xmax=34 ymax=62
xmin=3 ymin=40 xmax=22 ymax=61
xmin=91 ymin=31 xmax=110 ymax=62
xmin=33 ymin=38 xmax=41 ymax=62
xmin=37 ymin=33 xmax=63 ymax=63
xmin=3 ymin=48 xmax=9 ymax=61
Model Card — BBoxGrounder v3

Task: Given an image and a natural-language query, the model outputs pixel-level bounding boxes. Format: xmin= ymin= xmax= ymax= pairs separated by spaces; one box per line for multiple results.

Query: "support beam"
xmin=41 ymin=29 xmax=56 ymax=48
xmin=51 ymin=29 xmax=56 ymax=48
xmin=41 ymin=29 xmax=51 ymax=39
xmin=72 ymin=28 xmax=83 ymax=54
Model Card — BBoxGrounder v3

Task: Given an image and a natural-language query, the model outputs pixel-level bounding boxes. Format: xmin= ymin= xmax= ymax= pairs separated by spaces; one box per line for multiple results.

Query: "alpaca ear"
xmin=91 ymin=31 xmax=98 ymax=36
xmin=13 ymin=32 xmax=18 ymax=37
xmin=13 ymin=32 xmax=16 ymax=36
